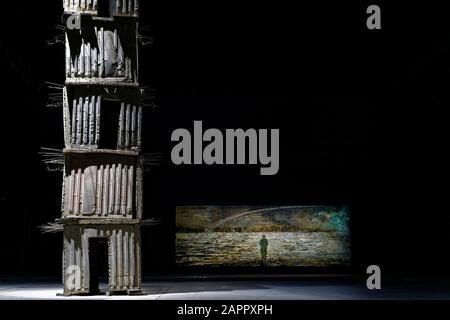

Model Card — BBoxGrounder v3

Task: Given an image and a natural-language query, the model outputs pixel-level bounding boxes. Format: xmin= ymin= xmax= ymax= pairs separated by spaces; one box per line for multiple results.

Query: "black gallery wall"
xmin=0 ymin=1 xmax=449 ymax=278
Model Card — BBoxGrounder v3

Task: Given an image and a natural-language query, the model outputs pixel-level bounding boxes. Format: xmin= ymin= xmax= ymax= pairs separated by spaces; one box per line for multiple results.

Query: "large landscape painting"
xmin=176 ymin=206 xmax=351 ymax=267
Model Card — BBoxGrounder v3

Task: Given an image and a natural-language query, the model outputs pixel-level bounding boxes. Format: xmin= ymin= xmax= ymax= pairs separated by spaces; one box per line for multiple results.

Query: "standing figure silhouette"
xmin=260 ymin=235 xmax=268 ymax=263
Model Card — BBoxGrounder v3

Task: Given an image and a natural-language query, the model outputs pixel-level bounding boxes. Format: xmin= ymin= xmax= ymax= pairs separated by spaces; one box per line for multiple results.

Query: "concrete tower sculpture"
xmin=60 ymin=0 xmax=143 ymax=295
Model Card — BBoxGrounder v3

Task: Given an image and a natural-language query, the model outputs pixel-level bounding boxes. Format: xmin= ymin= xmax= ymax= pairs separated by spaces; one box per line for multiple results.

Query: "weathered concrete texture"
xmin=59 ymin=0 xmax=144 ymax=296
xmin=65 ymin=20 xmax=138 ymax=82
xmin=64 ymin=94 xmax=143 ymax=149
xmin=64 ymin=0 xmax=139 ymax=17
xmin=62 ymin=223 xmax=141 ymax=295
xmin=62 ymin=156 xmax=140 ymax=218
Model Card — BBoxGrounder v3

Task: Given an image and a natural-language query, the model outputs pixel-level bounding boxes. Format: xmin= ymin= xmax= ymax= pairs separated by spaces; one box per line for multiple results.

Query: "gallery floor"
xmin=1 ymin=277 xmax=450 ymax=300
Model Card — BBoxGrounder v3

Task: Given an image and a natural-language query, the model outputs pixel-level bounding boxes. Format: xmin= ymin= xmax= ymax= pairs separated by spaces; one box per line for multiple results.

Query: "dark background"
xmin=0 ymin=1 xmax=448 ymax=279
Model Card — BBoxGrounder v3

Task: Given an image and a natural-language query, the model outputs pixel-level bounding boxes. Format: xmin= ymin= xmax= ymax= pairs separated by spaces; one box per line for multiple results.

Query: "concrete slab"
xmin=1 ymin=280 xmax=450 ymax=300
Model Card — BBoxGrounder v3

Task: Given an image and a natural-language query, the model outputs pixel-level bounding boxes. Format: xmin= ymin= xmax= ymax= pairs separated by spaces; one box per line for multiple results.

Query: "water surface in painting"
xmin=176 ymin=206 xmax=351 ymax=267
